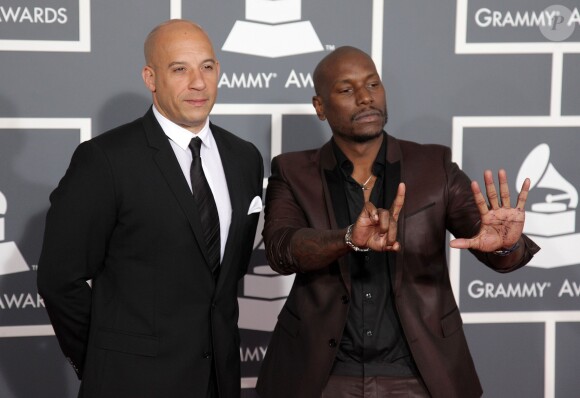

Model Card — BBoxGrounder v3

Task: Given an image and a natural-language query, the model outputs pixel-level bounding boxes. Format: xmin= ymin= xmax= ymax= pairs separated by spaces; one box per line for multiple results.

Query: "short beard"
xmin=348 ymin=130 xmax=383 ymax=143
xmin=336 ymin=108 xmax=388 ymax=143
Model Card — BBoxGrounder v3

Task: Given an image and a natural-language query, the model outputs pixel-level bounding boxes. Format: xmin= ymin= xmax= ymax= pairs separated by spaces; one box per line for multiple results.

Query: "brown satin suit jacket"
xmin=256 ymin=133 xmax=539 ymax=398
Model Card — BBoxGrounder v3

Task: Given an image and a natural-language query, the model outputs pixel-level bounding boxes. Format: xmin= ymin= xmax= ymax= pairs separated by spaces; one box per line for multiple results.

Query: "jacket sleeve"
xmin=262 ymin=155 xmax=308 ymax=275
xmin=443 ymin=147 xmax=539 ymax=273
xmin=37 ymin=140 xmax=117 ymax=378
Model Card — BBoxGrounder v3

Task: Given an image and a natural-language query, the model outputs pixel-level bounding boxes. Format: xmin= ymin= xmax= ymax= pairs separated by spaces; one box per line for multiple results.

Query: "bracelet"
xmin=493 ymin=242 xmax=520 ymax=256
xmin=344 ymin=224 xmax=370 ymax=252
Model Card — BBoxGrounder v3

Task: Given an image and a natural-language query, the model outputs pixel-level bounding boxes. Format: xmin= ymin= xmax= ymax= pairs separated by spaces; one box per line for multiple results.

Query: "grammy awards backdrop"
xmin=1 ymin=1 xmax=579 ymax=397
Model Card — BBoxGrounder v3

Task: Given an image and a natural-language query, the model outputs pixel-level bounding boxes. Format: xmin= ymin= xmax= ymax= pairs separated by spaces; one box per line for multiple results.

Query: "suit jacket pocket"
xmin=95 ymin=328 xmax=159 ymax=357
xmin=278 ymin=306 xmax=300 ymax=337
xmin=440 ymin=307 xmax=463 ymax=338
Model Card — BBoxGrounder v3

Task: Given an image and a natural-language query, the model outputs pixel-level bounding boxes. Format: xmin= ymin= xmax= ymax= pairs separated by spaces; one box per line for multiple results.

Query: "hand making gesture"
xmin=349 ymin=182 xmax=406 ymax=252
xmin=450 ymin=169 xmax=530 ymax=252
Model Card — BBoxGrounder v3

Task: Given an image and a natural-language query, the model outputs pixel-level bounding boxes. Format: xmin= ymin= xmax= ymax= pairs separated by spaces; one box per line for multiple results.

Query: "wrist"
xmin=344 ymin=224 xmax=370 ymax=252
xmin=493 ymin=241 xmax=520 ymax=256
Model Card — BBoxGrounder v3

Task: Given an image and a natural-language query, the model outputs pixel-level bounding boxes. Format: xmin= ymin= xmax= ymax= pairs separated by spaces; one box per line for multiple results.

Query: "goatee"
xmin=341 ymin=108 xmax=388 ymax=143
xmin=349 ymin=130 xmax=383 ymax=143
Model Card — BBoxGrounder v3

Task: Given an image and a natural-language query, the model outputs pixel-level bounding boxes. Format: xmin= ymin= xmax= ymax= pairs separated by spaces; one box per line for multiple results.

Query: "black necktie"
xmin=189 ymin=137 xmax=220 ymax=275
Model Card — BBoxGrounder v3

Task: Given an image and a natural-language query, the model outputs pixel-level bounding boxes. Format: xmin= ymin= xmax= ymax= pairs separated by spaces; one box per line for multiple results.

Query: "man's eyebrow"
xmin=334 ymin=73 xmax=380 ymax=85
xmin=167 ymin=61 xmax=187 ymax=68
xmin=167 ymin=59 xmax=217 ymax=67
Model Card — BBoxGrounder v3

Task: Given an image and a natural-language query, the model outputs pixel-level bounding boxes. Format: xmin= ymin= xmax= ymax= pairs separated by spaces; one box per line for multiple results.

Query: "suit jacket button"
xmin=341 ymin=295 xmax=349 ymax=304
xmin=328 ymin=339 xmax=337 ymax=348
xmin=202 ymin=352 xmax=212 ymax=359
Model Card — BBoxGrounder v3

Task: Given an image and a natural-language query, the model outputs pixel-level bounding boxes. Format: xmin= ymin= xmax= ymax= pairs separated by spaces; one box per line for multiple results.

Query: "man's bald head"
xmin=313 ymin=46 xmax=377 ymax=97
xmin=144 ymin=19 xmax=212 ymax=66
xmin=141 ymin=19 xmax=220 ymax=134
xmin=311 ymin=46 xmax=387 ymax=142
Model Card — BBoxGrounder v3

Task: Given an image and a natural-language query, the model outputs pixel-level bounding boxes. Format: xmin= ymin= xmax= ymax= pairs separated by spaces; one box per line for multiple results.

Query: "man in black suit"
xmin=37 ymin=19 xmax=263 ymax=398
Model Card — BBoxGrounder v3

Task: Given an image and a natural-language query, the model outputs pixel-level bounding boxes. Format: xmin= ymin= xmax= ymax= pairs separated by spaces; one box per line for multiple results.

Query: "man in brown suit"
xmin=255 ymin=46 xmax=539 ymax=398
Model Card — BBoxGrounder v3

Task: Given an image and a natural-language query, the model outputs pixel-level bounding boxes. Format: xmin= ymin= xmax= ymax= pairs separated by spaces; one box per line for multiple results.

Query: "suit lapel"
xmin=385 ymin=134 xmax=405 ymax=294
xmin=142 ymin=109 xmax=214 ymax=269
xmin=383 ymin=145 xmax=401 ymax=294
xmin=319 ymin=142 xmax=352 ymax=294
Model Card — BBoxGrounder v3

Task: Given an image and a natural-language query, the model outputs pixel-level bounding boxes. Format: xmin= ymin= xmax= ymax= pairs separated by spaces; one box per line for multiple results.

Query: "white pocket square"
xmin=247 ymin=196 xmax=263 ymax=215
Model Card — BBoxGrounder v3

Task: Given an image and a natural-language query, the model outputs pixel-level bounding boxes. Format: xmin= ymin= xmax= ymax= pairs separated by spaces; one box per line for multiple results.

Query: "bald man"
xmin=255 ymin=46 xmax=538 ymax=398
xmin=38 ymin=20 xmax=263 ymax=398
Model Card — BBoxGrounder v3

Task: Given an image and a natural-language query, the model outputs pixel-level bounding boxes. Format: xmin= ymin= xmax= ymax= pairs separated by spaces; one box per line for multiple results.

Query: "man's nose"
xmin=188 ymin=69 xmax=206 ymax=90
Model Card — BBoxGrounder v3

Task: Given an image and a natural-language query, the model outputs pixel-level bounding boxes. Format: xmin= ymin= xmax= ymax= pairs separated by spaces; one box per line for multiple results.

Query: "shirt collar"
xmin=152 ymin=105 xmax=212 ymax=151
xmin=332 ymin=132 xmax=387 ymax=179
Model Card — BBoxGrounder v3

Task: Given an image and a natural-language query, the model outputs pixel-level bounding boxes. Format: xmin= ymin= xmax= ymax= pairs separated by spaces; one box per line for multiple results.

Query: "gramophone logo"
xmin=222 ymin=0 xmax=324 ymax=58
xmin=238 ymin=210 xmax=294 ymax=332
xmin=0 ymin=190 xmax=29 ymax=276
xmin=517 ymin=143 xmax=580 ymax=268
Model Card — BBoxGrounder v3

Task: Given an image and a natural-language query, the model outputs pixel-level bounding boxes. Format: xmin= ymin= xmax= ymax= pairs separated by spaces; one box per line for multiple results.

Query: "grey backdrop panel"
xmin=1 ymin=1 xmax=579 ymax=397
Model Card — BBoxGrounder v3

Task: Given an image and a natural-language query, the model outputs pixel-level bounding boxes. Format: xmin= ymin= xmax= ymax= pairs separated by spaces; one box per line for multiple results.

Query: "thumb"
xmin=449 ymin=238 xmax=473 ymax=250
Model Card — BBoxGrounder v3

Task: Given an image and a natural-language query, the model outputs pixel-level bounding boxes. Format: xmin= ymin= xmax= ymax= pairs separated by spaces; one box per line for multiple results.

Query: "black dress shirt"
xmin=329 ymin=135 xmax=417 ymax=377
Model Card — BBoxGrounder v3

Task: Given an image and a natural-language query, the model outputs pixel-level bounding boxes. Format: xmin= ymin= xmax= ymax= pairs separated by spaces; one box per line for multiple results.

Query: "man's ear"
xmin=312 ymin=95 xmax=326 ymax=120
xmin=142 ymin=66 xmax=156 ymax=92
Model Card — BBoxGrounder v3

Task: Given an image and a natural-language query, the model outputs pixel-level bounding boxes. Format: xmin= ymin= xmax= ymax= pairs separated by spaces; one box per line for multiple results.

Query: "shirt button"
xmin=202 ymin=352 xmax=212 ymax=359
xmin=328 ymin=339 xmax=337 ymax=348
xmin=365 ymin=292 xmax=372 ymax=299
xmin=366 ymin=330 xmax=373 ymax=337
xmin=341 ymin=295 xmax=349 ymax=304
xmin=365 ymin=255 xmax=370 ymax=261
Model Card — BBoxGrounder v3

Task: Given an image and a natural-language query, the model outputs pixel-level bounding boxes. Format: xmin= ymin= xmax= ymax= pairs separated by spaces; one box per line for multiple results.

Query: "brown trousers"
xmin=321 ymin=375 xmax=430 ymax=398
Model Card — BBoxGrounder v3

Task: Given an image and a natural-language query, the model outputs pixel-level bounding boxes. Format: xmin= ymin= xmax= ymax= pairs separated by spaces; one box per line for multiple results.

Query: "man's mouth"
xmin=352 ymin=109 xmax=383 ymax=123
xmin=184 ymin=98 xmax=208 ymax=106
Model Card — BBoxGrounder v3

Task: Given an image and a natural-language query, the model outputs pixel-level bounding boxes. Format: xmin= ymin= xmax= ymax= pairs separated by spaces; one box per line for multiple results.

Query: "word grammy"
xmin=475 ymin=7 xmax=580 ymax=28
xmin=218 ymin=70 xmax=314 ymax=89
xmin=468 ymin=280 xmax=550 ymax=299
xmin=468 ymin=279 xmax=580 ymax=299
xmin=0 ymin=7 xmax=68 ymax=24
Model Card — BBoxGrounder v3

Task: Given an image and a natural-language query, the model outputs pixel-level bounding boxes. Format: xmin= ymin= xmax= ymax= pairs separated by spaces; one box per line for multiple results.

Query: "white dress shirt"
xmin=152 ymin=106 xmax=232 ymax=262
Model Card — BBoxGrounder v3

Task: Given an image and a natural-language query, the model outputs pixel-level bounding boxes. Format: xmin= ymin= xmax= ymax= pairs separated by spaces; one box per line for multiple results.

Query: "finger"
xmin=389 ymin=183 xmax=405 ymax=222
xmin=377 ymin=209 xmax=390 ymax=235
xmin=483 ymin=169 xmax=499 ymax=209
xmin=449 ymin=237 xmax=476 ymax=250
xmin=386 ymin=210 xmax=399 ymax=245
xmin=361 ymin=201 xmax=379 ymax=224
xmin=471 ymin=180 xmax=489 ymax=216
xmin=498 ymin=169 xmax=511 ymax=208
xmin=515 ymin=177 xmax=531 ymax=210
xmin=382 ymin=242 xmax=401 ymax=252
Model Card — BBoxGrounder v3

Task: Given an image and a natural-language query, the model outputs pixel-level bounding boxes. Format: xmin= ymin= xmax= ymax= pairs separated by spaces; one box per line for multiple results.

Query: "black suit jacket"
xmin=37 ymin=108 xmax=264 ymax=398
xmin=256 ymin=134 xmax=539 ymax=398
